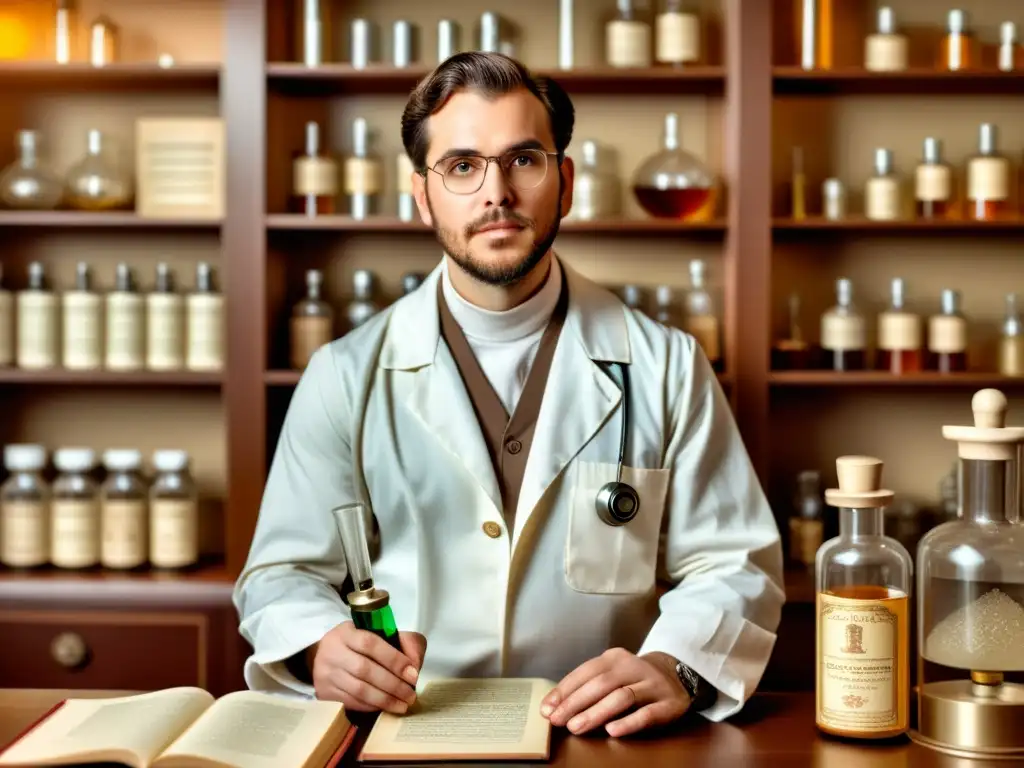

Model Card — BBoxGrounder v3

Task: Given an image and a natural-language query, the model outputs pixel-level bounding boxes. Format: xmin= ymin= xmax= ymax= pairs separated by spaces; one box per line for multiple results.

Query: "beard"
xmin=426 ymin=183 xmax=562 ymax=287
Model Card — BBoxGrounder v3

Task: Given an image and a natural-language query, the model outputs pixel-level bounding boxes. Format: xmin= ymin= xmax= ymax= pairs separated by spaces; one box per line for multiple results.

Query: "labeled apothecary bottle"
xmin=50 ymin=448 xmax=100 ymax=570
xmin=62 ymin=262 xmax=102 ymax=370
xmin=632 ymin=112 xmax=715 ymax=220
xmin=568 ymin=140 xmax=619 ymax=221
xmin=820 ymin=278 xmax=866 ymax=371
xmin=100 ymin=449 xmax=149 ymax=570
xmin=772 ymin=293 xmax=811 ymax=370
xmin=0 ymin=131 xmax=63 ymax=210
xmin=864 ymin=6 xmax=907 ymax=72
xmin=344 ymin=118 xmax=381 ymax=220
xmin=292 ymin=121 xmax=336 ymax=216
xmin=655 ymin=0 xmax=700 ymax=67
xmin=790 ymin=469 xmax=824 ymax=568
xmin=186 ymin=262 xmax=224 ymax=372
xmin=606 ymin=0 xmax=651 ymax=68
xmin=17 ymin=261 xmax=58 ymax=370
xmin=876 ymin=278 xmax=922 ymax=374
xmin=291 ymin=269 xmax=334 ymax=370
xmin=940 ymin=9 xmax=977 ymax=71
xmin=966 ymin=123 xmax=1009 ymax=221
xmin=682 ymin=259 xmax=720 ymax=370
xmin=105 ymin=263 xmax=144 ymax=371
xmin=64 ymin=129 xmax=132 ymax=210
xmin=915 ymin=138 xmax=953 ymax=219
xmin=345 ymin=270 xmax=380 ymax=331
xmin=927 ymin=289 xmax=967 ymax=373
xmin=0 ymin=265 xmax=13 ymax=367
xmin=815 ymin=455 xmax=911 ymax=739
xmin=999 ymin=293 xmax=1024 ymax=376
xmin=864 ymin=148 xmax=901 ymax=221
xmin=149 ymin=450 xmax=199 ymax=570
xmin=0 ymin=444 xmax=49 ymax=569
xmin=146 ymin=263 xmax=185 ymax=371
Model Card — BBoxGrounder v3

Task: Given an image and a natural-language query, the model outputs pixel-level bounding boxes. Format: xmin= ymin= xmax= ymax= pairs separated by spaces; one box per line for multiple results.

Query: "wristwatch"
xmin=675 ymin=662 xmax=714 ymax=712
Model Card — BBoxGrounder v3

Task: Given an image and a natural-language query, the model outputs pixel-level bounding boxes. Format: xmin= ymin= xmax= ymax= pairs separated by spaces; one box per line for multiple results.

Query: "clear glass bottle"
xmin=606 ymin=0 xmax=651 ymax=68
xmin=186 ymin=262 xmax=224 ymax=372
xmin=790 ymin=469 xmax=824 ymax=568
xmin=345 ymin=269 xmax=380 ymax=332
xmin=146 ymin=263 xmax=185 ymax=371
xmin=55 ymin=0 xmax=78 ymax=63
xmin=62 ymin=262 xmax=102 ymax=370
xmin=927 ymin=289 xmax=968 ymax=373
xmin=290 ymin=268 xmax=334 ymax=370
xmin=864 ymin=6 xmax=907 ymax=72
xmin=568 ymin=140 xmax=620 ymax=221
xmin=864 ymin=148 xmax=901 ymax=221
xmin=0 ymin=444 xmax=49 ymax=569
xmin=291 ymin=121 xmax=337 ymax=216
xmin=819 ymin=278 xmax=866 ymax=371
xmin=621 ymin=285 xmax=644 ymax=312
xmin=940 ymin=9 xmax=977 ymax=72
xmin=790 ymin=146 xmax=807 ymax=220
xmin=50 ymin=447 xmax=100 ymax=570
xmin=966 ymin=123 xmax=1010 ymax=221
xmin=998 ymin=293 xmax=1024 ymax=376
xmin=396 ymin=153 xmax=415 ymax=222
xmin=401 ymin=272 xmax=424 ymax=295
xmin=876 ymin=277 xmax=922 ymax=374
xmin=822 ymin=178 xmax=846 ymax=220
xmin=653 ymin=285 xmax=675 ymax=326
xmin=632 ymin=112 xmax=716 ymax=221
xmin=772 ymin=292 xmax=811 ymax=370
xmin=16 ymin=261 xmax=58 ymax=370
xmin=655 ymin=0 xmax=700 ymax=67
xmin=100 ymin=449 xmax=149 ymax=570
xmin=815 ymin=455 xmax=912 ymax=740
xmin=344 ymin=118 xmax=381 ymax=220
xmin=0 ymin=131 xmax=63 ymax=210
xmin=88 ymin=15 xmax=118 ymax=67
xmin=105 ymin=262 xmax=144 ymax=371
xmin=916 ymin=389 xmax=1024 ymax=758
xmin=915 ymin=138 xmax=953 ymax=219
xmin=149 ymin=449 xmax=199 ymax=570
xmin=64 ymin=129 xmax=132 ymax=211
xmin=0 ymin=264 xmax=13 ymax=367
xmin=998 ymin=21 xmax=1019 ymax=72
xmin=682 ymin=259 xmax=721 ymax=370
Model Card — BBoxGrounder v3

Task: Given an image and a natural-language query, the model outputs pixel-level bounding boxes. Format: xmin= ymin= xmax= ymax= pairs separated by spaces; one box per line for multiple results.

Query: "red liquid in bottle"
xmin=876 ymin=349 xmax=923 ymax=374
xmin=633 ymin=187 xmax=713 ymax=219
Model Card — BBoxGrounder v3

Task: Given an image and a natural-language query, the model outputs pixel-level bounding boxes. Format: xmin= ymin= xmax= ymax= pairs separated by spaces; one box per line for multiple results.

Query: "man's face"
xmin=412 ymin=88 xmax=574 ymax=287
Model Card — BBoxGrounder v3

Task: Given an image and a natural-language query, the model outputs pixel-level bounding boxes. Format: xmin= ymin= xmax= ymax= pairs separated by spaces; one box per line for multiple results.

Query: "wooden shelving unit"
xmin=0 ymin=61 xmax=220 ymax=90
xmin=773 ymin=66 xmax=1024 ymax=95
xmin=0 ymin=370 xmax=222 ymax=386
xmin=769 ymin=371 xmax=1024 ymax=388
xmin=0 ymin=211 xmax=221 ymax=229
xmin=773 ymin=216 xmax=1024 ymax=234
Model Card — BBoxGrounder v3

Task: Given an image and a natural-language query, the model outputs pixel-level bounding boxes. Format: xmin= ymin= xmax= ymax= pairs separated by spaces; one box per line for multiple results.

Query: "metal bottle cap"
xmin=890 ymin=277 xmax=905 ymax=310
xmin=437 ymin=20 xmax=459 ymax=61
xmin=350 ymin=18 xmax=372 ymax=69
xmin=115 ymin=262 xmax=133 ymax=292
xmin=941 ymin=288 xmax=960 ymax=315
xmin=947 ymin=9 xmax=966 ymax=35
xmin=392 ymin=20 xmax=413 ymax=68
xmin=979 ymin=123 xmax=997 ymax=154
xmin=655 ymin=285 xmax=672 ymax=307
xmin=877 ymin=6 xmax=895 ymax=35
xmin=836 ymin=278 xmax=853 ymax=307
xmin=352 ymin=269 xmax=374 ymax=297
xmin=479 ymin=12 xmax=500 ymax=53
xmin=196 ymin=262 xmax=214 ymax=292
xmin=874 ymin=148 xmax=893 ymax=176
xmin=923 ymin=137 xmax=941 ymax=164
xmin=351 ymin=118 xmax=368 ymax=158
xmin=689 ymin=259 xmax=705 ymax=287
xmin=1001 ymin=20 xmax=1017 ymax=45
xmin=305 ymin=121 xmax=320 ymax=155
xmin=581 ymin=140 xmax=599 ymax=167
xmin=155 ymin=263 xmax=172 ymax=292
xmin=663 ymin=113 xmax=679 ymax=151
xmin=28 ymin=261 xmax=45 ymax=290
xmin=76 ymin=262 xmax=91 ymax=291
xmin=617 ymin=0 xmax=635 ymax=21
xmin=306 ymin=268 xmax=323 ymax=297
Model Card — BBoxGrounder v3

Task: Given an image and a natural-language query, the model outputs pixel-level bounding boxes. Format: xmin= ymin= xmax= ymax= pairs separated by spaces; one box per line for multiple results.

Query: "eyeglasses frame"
xmin=420 ymin=149 xmax=563 ymax=195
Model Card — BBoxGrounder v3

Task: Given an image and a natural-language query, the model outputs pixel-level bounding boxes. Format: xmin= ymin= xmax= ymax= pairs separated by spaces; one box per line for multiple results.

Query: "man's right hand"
xmin=310 ymin=621 xmax=426 ymax=714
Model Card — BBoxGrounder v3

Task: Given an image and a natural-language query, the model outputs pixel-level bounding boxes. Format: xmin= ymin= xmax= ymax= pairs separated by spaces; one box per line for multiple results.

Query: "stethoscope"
xmin=594 ymin=361 xmax=640 ymax=526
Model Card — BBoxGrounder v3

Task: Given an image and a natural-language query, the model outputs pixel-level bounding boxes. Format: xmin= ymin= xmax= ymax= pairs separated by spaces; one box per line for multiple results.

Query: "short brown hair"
xmin=401 ymin=52 xmax=575 ymax=173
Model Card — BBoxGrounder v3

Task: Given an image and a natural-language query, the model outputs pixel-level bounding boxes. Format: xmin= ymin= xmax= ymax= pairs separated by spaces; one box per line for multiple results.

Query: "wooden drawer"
xmin=0 ymin=610 xmax=209 ymax=691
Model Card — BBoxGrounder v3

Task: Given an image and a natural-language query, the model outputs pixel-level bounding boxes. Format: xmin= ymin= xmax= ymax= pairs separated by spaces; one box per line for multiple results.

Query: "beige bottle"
xmin=186 ymin=262 xmax=224 ymax=371
xmin=397 ymin=152 xmax=415 ymax=222
xmin=105 ymin=262 xmax=144 ymax=370
xmin=146 ymin=263 xmax=185 ymax=371
xmin=864 ymin=148 xmax=901 ymax=221
xmin=149 ymin=449 xmax=199 ymax=569
xmin=100 ymin=448 xmax=149 ymax=570
xmin=915 ymin=137 xmax=953 ymax=219
xmin=682 ymin=259 xmax=721 ymax=369
xmin=62 ymin=262 xmax=102 ymax=370
xmin=0 ymin=444 xmax=49 ymax=569
xmin=50 ymin=447 xmax=100 ymax=569
xmin=16 ymin=261 xmax=59 ymax=370
xmin=0 ymin=264 xmax=12 ymax=367
xmin=966 ymin=123 xmax=1010 ymax=221
xmin=344 ymin=118 xmax=381 ymax=220
xmin=655 ymin=0 xmax=700 ymax=67
xmin=606 ymin=0 xmax=651 ymax=68
xmin=864 ymin=6 xmax=908 ymax=72
xmin=290 ymin=269 xmax=333 ymax=370
xmin=998 ymin=293 xmax=1024 ymax=376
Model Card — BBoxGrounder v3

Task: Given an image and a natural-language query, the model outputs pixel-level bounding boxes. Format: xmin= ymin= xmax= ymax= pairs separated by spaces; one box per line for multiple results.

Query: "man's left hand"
xmin=539 ymin=649 xmax=691 ymax=737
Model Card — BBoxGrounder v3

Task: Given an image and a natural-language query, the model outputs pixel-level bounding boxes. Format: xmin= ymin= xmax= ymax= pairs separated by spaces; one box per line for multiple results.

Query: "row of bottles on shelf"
xmin=36 ymin=2 xmax=167 ymax=68
xmin=0 ymin=261 xmax=224 ymax=372
xmin=801 ymin=5 xmax=1022 ymax=72
xmin=298 ymin=0 xmax=705 ymax=70
xmin=294 ymin=113 xmax=717 ymax=222
xmin=790 ymin=124 xmax=1024 ymax=222
xmin=0 ymin=443 xmax=200 ymax=571
xmin=772 ymin=278 xmax=1024 ymax=375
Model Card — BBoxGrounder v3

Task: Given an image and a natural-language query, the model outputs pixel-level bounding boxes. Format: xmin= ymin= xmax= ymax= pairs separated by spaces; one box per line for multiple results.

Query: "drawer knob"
xmin=51 ymin=631 xmax=88 ymax=669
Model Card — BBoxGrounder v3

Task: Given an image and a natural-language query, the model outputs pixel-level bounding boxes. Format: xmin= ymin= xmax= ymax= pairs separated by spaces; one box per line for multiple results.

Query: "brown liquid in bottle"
xmin=941 ymin=33 xmax=978 ymax=70
xmin=929 ymin=351 xmax=967 ymax=373
xmin=967 ymin=198 xmax=1008 ymax=221
xmin=633 ymin=187 xmax=713 ymax=219
xmin=877 ymin=349 xmax=923 ymax=374
xmin=916 ymin=199 xmax=952 ymax=219
xmin=292 ymin=194 xmax=335 ymax=216
xmin=823 ymin=348 xmax=866 ymax=372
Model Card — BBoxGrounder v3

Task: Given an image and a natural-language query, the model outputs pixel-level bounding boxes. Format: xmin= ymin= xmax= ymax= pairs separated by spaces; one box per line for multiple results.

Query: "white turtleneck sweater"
xmin=441 ymin=256 xmax=562 ymax=416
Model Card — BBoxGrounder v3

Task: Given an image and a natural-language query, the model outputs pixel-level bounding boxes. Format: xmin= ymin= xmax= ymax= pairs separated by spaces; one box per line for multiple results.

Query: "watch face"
xmin=676 ymin=662 xmax=698 ymax=693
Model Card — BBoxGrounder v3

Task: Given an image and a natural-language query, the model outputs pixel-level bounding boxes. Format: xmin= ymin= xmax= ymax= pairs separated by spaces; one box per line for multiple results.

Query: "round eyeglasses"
xmin=426 ymin=148 xmax=560 ymax=195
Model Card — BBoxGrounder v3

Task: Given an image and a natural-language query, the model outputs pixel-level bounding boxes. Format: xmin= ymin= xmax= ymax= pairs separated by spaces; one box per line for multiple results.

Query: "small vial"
xmin=51 ymin=447 xmax=100 ymax=569
xmin=0 ymin=444 xmax=49 ymax=569
xmin=149 ymin=450 xmax=199 ymax=569
xmin=100 ymin=449 xmax=149 ymax=570
xmin=350 ymin=18 xmax=373 ymax=69
xmin=479 ymin=12 xmax=500 ymax=53
xmin=392 ymin=20 xmax=414 ymax=68
xmin=437 ymin=20 xmax=460 ymax=62
xmin=822 ymin=178 xmax=846 ymax=220
xmin=927 ymin=289 xmax=968 ymax=373
xmin=999 ymin=22 xmax=1018 ymax=72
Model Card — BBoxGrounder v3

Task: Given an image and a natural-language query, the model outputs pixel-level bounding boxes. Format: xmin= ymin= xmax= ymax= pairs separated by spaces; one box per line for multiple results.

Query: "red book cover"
xmin=324 ymin=724 xmax=358 ymax=768
xmin=0 ymin=700 xmax=67 ymax=758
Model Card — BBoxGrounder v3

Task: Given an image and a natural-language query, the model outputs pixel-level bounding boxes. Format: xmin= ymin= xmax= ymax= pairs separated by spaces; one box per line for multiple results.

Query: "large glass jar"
xmin=631 ymin=112 xmax=716 ymax=220
xmin=0 ymin=131 xmax=63 ymax=210
xmin=567 ymin=140 xmax=620 ymax=221
xmin=64 ymin=129 xmax=133 ymax=211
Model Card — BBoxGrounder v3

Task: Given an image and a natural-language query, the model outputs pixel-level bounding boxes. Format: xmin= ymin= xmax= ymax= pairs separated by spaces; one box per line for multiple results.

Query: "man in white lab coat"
xmin=233 ymin=51 xmax=785 ymax=738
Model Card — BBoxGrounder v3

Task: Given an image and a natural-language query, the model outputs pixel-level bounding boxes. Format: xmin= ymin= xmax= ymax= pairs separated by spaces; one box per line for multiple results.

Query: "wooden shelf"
xmin=0 ymin=211 xmax=221 ymax=229
xmin=769 ymin=371 xmax=1024 ymax=388
xmin=266 ymin=214 xmax=726 ymax=234
xmin=266 ymin=63 xmax=726 ymax=95
xmin=0 ymin=61 xmax=220 ymax=91
xmin=0 ymin=370 xmax=222 ymax=386
xmin=268 ymin=369 xmax=733 ymax=387
xmin=773 ymin=216 xmax=1024 ymax=234
xmin=773 ymin=67 xmax=1024 ymax=95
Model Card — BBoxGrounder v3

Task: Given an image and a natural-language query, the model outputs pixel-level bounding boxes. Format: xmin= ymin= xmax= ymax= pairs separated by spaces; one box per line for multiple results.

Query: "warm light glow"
xmin=0 ymin=13 xmax=30 ymax=60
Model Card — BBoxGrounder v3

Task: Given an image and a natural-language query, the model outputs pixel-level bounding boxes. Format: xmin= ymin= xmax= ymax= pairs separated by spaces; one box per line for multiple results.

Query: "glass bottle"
xmin=998 ymin=293 xmax=1024 ymax=376
xmin=940 ymin=9 xmax=977 ymax=72
xmin=88 ymin=15 xmax=118 ymax=67
xmin=916 ymin=389 xmax=1024 ymax=758
xmin=146 ymin=263 xmax=185 ymax=371
xmin=772 ymin=292 xmax=811 ymax=370
xmin=186 ymin=262 xmax=224 ymax=372
xmin=345 ymin=269 xmax=380 ymax=332
xmin=149 ymin=449 xmax=199 ymax=570
xmin=568 ymin=140 xmax=620 ymax=221
xmin=105 ymin=262 xmax=144 ymax=371
xmin=64 ymin=129 xmax=132 ymax=210
xmin=62 ymin=262 xmax=102 ymax=370
xmin=819 ymin=278 xmax=866 ymax=371
xmin=927 ymin=289 xmax=968 ymax=373
xmin=621 ymin=285 xmax=644 ymax=312
xmin=790 ymin=146 xmax=806 ymax=220
xmin=966 ymin=123 xmax=1009 ymax=221
xmin=655 ymin=0 xmax=700 ymax=67
xmin=290 ymin=268 xmax=334 ymax=370
xmin=397 ymin=153 xmax=415 ymax=222
xmin=55 ymin=0 xmax=77 ymax=63
xmin=100 ymin=449 xmax=149 ymax=570
xmin=682 ymin=259 xmax=720 ymax=370
xmin=50 ymin=447 xmax=100 ymax=570
xmin=822 ymin=178 xmax=846 ymax=220
xmin=864 ymin=6 xmax=907 ymax=72
xmin=998 ymin=21 xmax=1019 ymax=72
xmin=815 ymin=455 xmax=912 ymax=740
xmin=606 ymin=0 xmax=651 ymax=68
xmin=876 ymin=277 xmax=922 ymax=374
xmin=401 ymin=272 xmax=424 ymax=295
xmin=632 ymin=112 xmax=716 ymax=221
xmin=864 ymin=148 xmax=901 ymax=221
xmin=0 ymin=131 xmax=63 ymax=210
xmin=16 ymin=261 xmax=58 ymax=370
xmin=653 ymin=285 xmax=675 ymax=326
xmin=292 ymin=121 xmax=337 ymax=216
xmin=0 ymin=265 xmax=13 ymax=368
xmin=0 ymin=444 xmax=49 ymax=569
xmin=790 ymin=469 xmax=824 ymax=568
xmin=344 ymin=118 xmax=381 ymax=220
xmin=915 ymin=138 xmax=953 ymax=219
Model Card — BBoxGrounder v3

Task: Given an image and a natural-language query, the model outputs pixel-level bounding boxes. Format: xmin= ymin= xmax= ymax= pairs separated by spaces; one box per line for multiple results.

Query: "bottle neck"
xmin=960 ymin=458 xmax=1013 ymax=523
xmin=839 ymin=506 xmax=885 ymax=538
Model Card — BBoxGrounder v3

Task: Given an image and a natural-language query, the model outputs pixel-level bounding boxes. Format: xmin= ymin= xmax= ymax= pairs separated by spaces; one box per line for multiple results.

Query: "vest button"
xmin=482 ymin=521 xmax=502 ymax=539
xmin=506 ymin=439 xmax=523 ymax=455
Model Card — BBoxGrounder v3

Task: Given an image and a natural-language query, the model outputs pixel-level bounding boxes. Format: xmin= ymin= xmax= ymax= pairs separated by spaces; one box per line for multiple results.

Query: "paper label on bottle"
xmin=928 ymin=315 xmax=967 ymax=353
xmin=968 ymin=157 xmax=1009 ymax=201
xmin=62 ymin=293 xmax=102 ymax=369
xmin=569 ymin=175 xmax=619 ymax=221
xmin=606 ymin=21 xmax=652 ymax=68
xmin=865 ymin=178 xmax=900 ymax=220
xmin=101 ymin=499 xmax=148 ymax=568
xmin=999 ymin=337 xmax=1024 ymax=376
xmin=105 ymin=294 xmax=144 ymax=369
xmin=290 ymin=316 xmax=333 ymax=369
xmin=0 ymin=500 xmax=48 ymax=567
xmin=789 ymin=518 xmax=822 ymax=566
xmin=915 ymin=165 xmax=951 ymax=203
xmin=683 ymin=315 xmax=721 ymax=362
xmin=150 ymin=498 xmax=198 ymax=568
xmin=864 ymin=35 xmax=907 ymax=72
xmin=294 ymin=157 xmax=338 ymax=196
xmin=186 ymin=296 xmax=224 ymax=371
xmin=878 ymin=312 xmax=921 ymax=351
xmin=396 ymin=154 xmax=415 ymax=195
xmin=821 ymin=313 xmax=865 ymax=351
xmin=147 ymin=295 xmax=185 ymax=369
xmin=817 ymin=594 xmax=899 ymax=731
xmin=16 ymin=293 xmax=58 ymax=369
xmin=656 ymin=13 xmax=700 ymax=64
xmin=0 ymin=291 xmax=13 ymax=366
xmin=344 ymin=159 xmax=382 ymax=195
xmin=51 ymin=499 xmax=100 ymax=568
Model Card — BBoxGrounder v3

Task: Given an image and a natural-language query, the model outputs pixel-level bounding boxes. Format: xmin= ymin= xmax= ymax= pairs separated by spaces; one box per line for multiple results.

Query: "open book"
xmin=360 ymin=677 xmax=555 ymax=762
xmin=0 ymin=687 xmax=354 ymax=768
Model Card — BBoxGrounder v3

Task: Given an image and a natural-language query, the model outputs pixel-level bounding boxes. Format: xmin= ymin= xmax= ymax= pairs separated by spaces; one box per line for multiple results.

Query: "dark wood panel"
xmin=770 ymin=372 xmax=1024 ymax=388
xmin=0 ymin=212 xmax=221 ymax=229
xmin=0 ymin=371 xmax=222 ymax=386
xmin=774 ymin=66 xmax=1024 ymax=95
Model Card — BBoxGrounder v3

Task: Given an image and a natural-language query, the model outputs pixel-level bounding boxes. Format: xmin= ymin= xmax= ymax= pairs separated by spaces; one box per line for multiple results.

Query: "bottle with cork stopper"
xmin=815 ymin=455 xmax=912 ymax=740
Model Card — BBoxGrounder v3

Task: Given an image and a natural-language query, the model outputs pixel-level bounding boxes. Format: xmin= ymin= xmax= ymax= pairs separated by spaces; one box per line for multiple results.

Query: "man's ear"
xmin=412 ymin=171 xmax=433 ymax=227
xmin=558 ymin=155 xmax=575 ymax=219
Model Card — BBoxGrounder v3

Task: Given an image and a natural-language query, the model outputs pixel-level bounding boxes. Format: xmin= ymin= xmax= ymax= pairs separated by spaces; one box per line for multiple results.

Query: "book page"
xmin=154 ymin=690 xmax=348 ymax=768
xmin=0 ymin=687 xmax=214 ymax=768
xmin=359 ymin=678 xmax=555 ymax=762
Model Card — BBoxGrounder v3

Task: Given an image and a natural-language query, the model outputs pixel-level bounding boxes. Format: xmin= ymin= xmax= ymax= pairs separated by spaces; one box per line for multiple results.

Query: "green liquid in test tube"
xmin=333 ymin=503 xmax=402 ymax=652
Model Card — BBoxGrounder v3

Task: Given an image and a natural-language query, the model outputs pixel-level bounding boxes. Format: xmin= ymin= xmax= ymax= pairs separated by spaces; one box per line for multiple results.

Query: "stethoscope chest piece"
xmin=595 ymin=480 xmax=640 ymax=526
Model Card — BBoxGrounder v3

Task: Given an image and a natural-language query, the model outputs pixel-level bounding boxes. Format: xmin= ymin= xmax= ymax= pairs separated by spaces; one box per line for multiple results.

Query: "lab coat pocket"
xmin=565 ymin=460 xmax=671 ymax=595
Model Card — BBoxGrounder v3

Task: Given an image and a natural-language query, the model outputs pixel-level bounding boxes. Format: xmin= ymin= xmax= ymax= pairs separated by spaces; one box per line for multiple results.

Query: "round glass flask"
xmin=631 ymin=112 xmax=716 ymax=220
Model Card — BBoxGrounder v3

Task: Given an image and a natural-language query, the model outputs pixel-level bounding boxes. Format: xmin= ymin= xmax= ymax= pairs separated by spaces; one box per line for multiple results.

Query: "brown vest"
xmin=437 ymin=273 xmax=568 ymax=534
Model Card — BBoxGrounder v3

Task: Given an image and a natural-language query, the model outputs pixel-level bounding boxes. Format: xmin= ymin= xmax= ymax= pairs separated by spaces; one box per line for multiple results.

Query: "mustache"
xmin=465 ymin=209 xmax=533 ymax=236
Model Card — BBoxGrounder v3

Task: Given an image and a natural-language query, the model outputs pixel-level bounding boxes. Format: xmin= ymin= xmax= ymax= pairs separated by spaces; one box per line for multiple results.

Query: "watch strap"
xmin=675 ymin=662 xmax=716 ymax=712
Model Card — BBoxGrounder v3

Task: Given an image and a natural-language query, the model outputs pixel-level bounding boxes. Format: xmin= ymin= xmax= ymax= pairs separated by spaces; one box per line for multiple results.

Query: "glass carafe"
xmin=64 ymin=129 xmax=133 ymax=211
xmin=632 ymin=112 xmax=716 ymax=220
xmin=0 ymin=131 xmax=63 ymax=210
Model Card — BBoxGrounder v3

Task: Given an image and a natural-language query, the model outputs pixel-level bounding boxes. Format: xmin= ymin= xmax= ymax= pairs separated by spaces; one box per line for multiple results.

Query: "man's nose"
xmin=480 ymin=159 xmax=515 ymax=208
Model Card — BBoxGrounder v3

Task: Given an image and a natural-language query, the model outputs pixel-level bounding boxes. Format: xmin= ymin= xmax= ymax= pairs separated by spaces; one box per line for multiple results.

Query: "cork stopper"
xmin=824 ymin=455 xmax=894 ymax=509
xmin=942 ymin=388 xmax=1024 ymax=461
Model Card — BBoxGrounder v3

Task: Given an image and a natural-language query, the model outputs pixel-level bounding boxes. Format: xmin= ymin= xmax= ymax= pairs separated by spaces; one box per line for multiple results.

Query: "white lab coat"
xmin=232 ymin=256 xmax=785 ymax=722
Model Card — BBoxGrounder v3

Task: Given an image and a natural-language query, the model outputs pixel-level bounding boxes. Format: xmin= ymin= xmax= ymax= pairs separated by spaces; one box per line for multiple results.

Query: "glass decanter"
xmin=632 ymin=112 xmax=716 ymax=220
xmin=64 ymin=129 xmax=133 ymax=211
xmin=0 ymin=131 xmax=63 ymax=210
